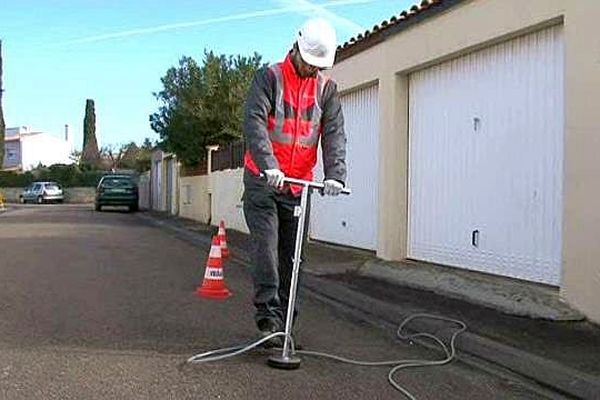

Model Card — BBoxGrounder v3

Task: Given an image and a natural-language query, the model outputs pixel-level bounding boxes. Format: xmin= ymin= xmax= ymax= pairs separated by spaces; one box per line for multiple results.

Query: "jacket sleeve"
xmin=243 ymin=67 xmax=279 ymax=172
xmin=320 ymin=79 xmax=347 ymax=184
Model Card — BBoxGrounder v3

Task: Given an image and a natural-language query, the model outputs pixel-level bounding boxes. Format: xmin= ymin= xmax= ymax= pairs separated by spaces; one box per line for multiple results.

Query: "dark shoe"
xmin=257 ymin=319 xmax=283 ymax=349
xmin=271 ymin=335 xmax=303 ymax=351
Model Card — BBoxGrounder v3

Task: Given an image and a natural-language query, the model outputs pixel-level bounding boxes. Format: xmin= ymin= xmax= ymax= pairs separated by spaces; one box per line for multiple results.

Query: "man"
xmin=242 ymin=17 xmax=347 ymax=345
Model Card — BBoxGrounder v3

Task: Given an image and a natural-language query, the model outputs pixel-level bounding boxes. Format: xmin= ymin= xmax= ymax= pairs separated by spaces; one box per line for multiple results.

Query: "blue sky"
xmin=1 ymin=0 xmax=414 ymax=149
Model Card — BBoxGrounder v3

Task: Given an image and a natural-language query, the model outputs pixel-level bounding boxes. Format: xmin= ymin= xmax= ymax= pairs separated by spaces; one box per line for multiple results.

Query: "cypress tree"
xmin=81 ymin=99 xmax=99 ymax=168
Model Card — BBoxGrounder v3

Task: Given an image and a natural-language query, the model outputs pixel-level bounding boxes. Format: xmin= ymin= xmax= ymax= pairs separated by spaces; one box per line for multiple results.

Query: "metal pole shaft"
xmin=280 ymin=184 xmax=309 ymax=359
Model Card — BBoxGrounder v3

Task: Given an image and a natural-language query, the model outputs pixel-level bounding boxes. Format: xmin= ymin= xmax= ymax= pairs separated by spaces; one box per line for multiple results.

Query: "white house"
xmin=2 ymin=126 xmax=73 ymax=171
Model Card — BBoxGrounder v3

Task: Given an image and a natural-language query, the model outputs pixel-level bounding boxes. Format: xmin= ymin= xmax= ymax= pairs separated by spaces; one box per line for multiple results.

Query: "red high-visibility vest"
xmin=245 ymin=55 xmax=328 ymax=193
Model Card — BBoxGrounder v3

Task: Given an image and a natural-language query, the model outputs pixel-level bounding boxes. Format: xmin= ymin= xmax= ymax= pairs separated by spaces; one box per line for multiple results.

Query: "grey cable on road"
xmin=187 ymin=313 xmax=467 ymax=400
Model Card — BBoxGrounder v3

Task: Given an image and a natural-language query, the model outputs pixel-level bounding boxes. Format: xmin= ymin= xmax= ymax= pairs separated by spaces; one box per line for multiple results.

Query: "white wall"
xmin=0 ymin=187 xmax=95 ymax=203
xmin=20 ymin=133 xmax=72 ymax=170
xmin=210 ymin=168 xmax=247 ymax=233
xmin=180 ymin=175 xmax=210 ymax=224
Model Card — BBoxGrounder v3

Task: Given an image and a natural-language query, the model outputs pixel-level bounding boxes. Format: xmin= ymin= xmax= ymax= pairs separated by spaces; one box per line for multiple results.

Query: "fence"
xmin=211 ymin=141 xmax=245 ymax=172
xmin=181 ymin=160 xmax=208 ymax=177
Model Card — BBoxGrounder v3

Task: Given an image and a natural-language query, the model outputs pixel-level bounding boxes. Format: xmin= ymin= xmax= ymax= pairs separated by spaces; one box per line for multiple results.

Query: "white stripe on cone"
xmin=209 ymin=244 xmax=222 ymax=259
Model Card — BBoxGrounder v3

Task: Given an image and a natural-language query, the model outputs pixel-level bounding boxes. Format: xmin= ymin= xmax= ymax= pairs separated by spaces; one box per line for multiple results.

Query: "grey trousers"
xmin=242 ymin=171 xmax=310 ymax=330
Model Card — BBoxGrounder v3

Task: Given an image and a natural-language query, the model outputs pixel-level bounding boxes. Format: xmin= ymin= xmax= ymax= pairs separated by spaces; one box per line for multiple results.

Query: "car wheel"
xmin=95 ymin=203 xmax=102 ymax=212
xmin=129 ymin=204 xmax=139 ymax=213
xmin=37 ymin=196 xmax=43 ymax=204
xmin=19 ymin=196 xmax=25 ymax=204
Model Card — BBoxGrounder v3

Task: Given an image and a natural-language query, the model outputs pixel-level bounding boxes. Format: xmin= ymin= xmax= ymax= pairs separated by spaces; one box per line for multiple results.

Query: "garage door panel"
xmin=409 ymin=26 xmax=564 ymax=285
xmin=409 ymin=62 xmax=479 ymax=264
xmin=478 ymin=27 xmax=564 ymax=284
xmin=311 ymin=85 xmax=379 ymax=250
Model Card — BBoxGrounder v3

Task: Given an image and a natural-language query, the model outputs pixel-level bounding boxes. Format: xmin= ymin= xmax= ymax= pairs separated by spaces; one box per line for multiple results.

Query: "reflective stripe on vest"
xmin=268 ymin=64 xmax=326 ymax=147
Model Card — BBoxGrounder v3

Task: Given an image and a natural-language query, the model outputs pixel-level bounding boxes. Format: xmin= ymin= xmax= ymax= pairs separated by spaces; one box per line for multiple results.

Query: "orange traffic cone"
xmin=218 ymin=220 xmax=230 ymax=258
xmin=196 ymin=236 xmax=232 ymax=300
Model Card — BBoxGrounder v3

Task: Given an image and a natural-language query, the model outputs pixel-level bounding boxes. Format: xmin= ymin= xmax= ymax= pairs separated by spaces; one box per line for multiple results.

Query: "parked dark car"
xmin=19 ymin=181 xmax=64 ymax=204
xmin=95 ymin=175 xmax=139 ymax=212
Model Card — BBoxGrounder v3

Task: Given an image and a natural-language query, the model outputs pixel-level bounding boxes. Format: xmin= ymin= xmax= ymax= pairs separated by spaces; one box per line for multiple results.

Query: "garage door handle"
xmin=473 ymin=117 xmax=481 ymax=132
xmin=472 ymin=230 xmax=480 ymax=247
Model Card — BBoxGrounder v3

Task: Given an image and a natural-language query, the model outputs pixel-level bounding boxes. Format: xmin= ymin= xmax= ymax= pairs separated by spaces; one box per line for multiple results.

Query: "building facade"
xmin=2 ymin=126 xmax=73 ymax=171
xmin=322 ymin=0 xmax=600 ymax=323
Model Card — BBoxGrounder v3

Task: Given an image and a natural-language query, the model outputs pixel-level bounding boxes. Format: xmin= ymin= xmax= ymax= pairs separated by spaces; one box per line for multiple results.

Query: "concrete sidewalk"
xmin=139 ymin=211 xmax=600 ymax=400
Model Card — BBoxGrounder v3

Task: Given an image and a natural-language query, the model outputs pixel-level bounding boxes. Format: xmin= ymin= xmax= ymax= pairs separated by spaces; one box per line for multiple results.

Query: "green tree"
xmin=119 ymin=142 xmax=139 ymax=170
xmin=132 ymin=138 xmax=154 ymax=172
xmin=81 ymin=99 xmax=99 ymax=168
xmin=0 ymin=40 xmax=5 ymax=168
xmin=150 ymin=51 xmax=263 ymax=166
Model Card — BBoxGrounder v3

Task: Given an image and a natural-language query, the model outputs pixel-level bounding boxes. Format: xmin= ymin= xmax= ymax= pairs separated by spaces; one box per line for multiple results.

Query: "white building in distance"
xmin=2 ymin=126 xmax=73 ymax=171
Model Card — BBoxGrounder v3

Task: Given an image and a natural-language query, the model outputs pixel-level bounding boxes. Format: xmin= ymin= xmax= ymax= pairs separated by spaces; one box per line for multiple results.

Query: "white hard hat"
xmin=296 ymin=18 xmax=337 ymax=69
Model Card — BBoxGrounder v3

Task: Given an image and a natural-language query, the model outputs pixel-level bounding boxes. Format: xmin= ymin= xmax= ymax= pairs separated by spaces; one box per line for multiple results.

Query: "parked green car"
xmin=95 ymin=175 xmax=139 ymax=212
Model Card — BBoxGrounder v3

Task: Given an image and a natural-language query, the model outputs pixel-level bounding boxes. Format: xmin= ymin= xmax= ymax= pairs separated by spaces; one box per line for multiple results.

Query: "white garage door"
xmin=408 ymin=26 xmax=564 ymax=285
xmin=152 ymin=160 xmax=162 ymax=211
xmin=311 ymin=85 xmax=379 ymax=250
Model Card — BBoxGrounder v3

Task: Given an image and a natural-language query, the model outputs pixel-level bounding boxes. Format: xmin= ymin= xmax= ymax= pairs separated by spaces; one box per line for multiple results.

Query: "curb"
xmin=360 ymin=259 xmax=585 ymax=321
xmin=138 ymin=213 xmax=600 ymax=400
xmin=302 ymin=274 xmax=600 ymax=400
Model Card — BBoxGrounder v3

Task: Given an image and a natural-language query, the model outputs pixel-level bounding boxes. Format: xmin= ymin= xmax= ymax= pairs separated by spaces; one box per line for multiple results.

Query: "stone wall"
xmin=0 ymin=187 xmax=96 ymax=203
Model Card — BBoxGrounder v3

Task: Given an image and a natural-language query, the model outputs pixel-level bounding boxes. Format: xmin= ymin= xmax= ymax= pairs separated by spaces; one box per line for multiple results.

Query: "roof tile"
xmin=336 ymin=0 xmax=458 ymax=62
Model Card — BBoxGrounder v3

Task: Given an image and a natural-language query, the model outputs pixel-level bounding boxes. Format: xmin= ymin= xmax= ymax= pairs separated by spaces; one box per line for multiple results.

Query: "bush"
xmin=0 ymin=171 xmax=34 ymax=187
xmin=0 ymin=165 xmax=106 ymax=188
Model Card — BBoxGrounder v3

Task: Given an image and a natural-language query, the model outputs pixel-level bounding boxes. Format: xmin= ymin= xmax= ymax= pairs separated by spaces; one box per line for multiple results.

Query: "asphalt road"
xmin=0 ymin=204 xmax=556 ymax=399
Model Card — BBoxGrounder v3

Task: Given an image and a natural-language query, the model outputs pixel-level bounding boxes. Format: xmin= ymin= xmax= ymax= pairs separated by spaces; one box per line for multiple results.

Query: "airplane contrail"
xmin=62 ymin=0 xmax=378 ymax=45
xmin=273 ymin=0 xmax=366 ymax=34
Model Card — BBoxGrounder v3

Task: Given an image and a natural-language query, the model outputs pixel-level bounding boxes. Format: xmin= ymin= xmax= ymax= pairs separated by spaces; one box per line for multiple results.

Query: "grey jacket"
xmin=243 ymin=65 xmax=347 ymax=184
